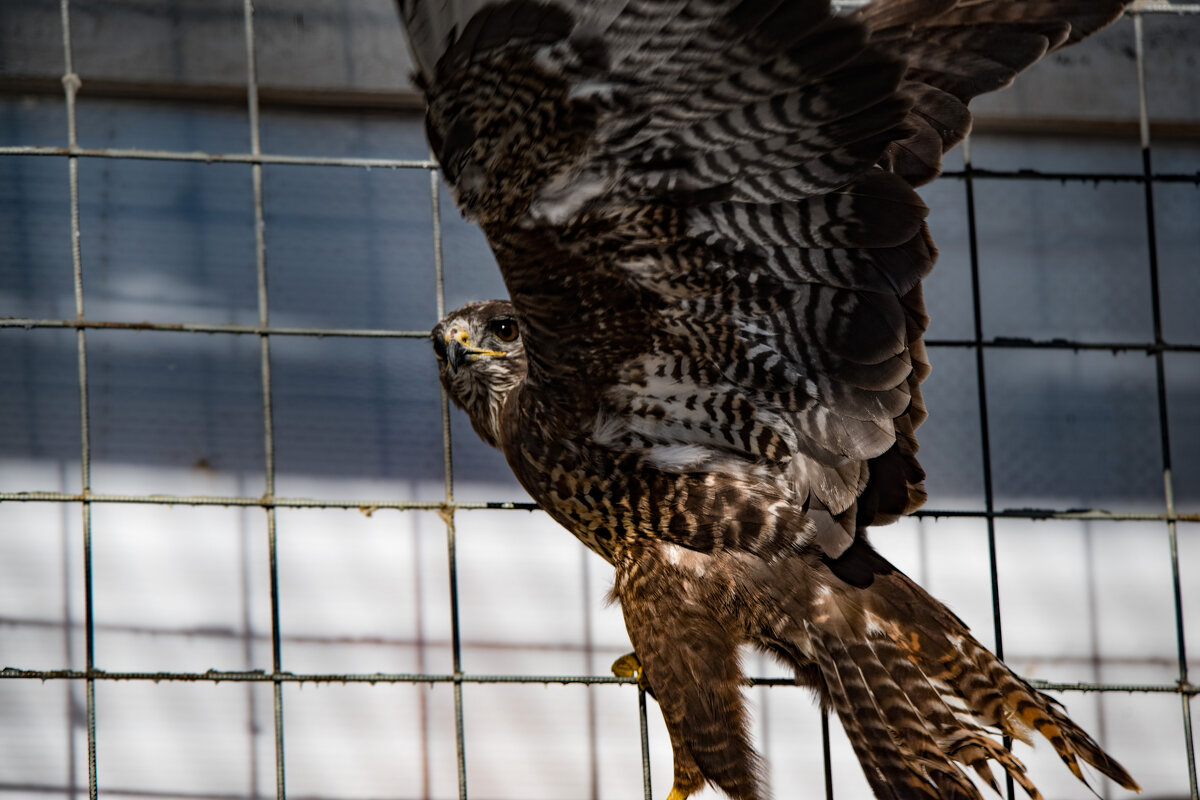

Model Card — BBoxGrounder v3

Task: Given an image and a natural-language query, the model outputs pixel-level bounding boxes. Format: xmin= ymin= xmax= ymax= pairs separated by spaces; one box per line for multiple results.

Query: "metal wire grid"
xmin=0 ymin=1 xmax=1197 ymax=799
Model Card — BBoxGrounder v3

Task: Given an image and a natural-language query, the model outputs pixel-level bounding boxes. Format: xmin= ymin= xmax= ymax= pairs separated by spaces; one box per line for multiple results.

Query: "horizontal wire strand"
xmin=1 ymin=490 xmax=1197 ymax=522
xmin=0 ymin=667 xmax=1193 ymax=696
xmin=2 ymin=143 xmax=1198 ymax=185
xmin=5 ymin=318 xmax=1199 ymax=355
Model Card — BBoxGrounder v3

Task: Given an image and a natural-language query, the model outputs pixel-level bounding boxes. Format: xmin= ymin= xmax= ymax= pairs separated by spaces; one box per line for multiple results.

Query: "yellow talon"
xmin=666 ymin=787 xmax=690 ymax=800
xmin=611 ymin=652 xmax=642 ymax=681
xmin=611 ymin=652 xmax=655 ymax=695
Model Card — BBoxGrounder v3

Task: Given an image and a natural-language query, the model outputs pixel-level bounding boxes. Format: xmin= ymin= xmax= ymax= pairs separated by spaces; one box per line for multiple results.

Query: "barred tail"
xmin=803 ymin=546 xmax=1140 ymax=800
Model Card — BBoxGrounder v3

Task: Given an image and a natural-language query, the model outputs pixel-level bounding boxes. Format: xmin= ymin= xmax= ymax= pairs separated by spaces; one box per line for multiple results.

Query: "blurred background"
xmin=0 ymin=1 xmax=1198 ymax=799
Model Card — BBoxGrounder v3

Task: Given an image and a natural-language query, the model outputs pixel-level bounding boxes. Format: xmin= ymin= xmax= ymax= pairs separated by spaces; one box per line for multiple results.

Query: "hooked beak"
xmin=446 ymin=338 xmax=470 ymax=373
xmin=443 ymin=330 xmax=506 ymax=375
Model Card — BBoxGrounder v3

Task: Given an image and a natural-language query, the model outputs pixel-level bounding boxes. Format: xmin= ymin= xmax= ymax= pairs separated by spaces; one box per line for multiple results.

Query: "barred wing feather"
xmin=399 ymin=0 xmax=1126 ymax=553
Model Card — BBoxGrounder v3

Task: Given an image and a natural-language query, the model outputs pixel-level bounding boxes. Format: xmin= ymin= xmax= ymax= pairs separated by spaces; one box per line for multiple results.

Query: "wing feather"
xmin=406 ymin=0 xmax=1129 ymax=554
xmin=857 ymin=0 xmax=1128 ymax=183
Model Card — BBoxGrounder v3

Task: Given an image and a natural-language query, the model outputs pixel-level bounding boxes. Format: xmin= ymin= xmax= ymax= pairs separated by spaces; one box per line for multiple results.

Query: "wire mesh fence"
xmin=0 ymin=1 xmax=1198 ymax=799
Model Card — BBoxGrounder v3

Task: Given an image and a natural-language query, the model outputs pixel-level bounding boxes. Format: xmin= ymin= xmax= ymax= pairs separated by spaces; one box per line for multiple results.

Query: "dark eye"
xmin=431 ymin=331 xmax=447 ymax=360
xmin=489 ymin=318 xmax=518 ymax=343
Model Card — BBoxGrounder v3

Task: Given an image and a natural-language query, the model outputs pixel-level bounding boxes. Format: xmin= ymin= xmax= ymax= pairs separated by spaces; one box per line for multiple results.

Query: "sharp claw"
xmin=611 ymin=652 xmax=641 ymax=680
xmin=611 ymin=652 xmax=654 ymax=694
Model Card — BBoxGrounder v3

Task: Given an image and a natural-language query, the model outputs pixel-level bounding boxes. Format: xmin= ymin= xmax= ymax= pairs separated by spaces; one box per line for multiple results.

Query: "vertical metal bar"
xmin=638 ymin=688 xmax=653 ymax=800
xmin=961 ymin=136 xmax=1014 ymax=800
xmin=58 ymin=2 xmax=97 ymax=799
xmin=432 ymin=171 xmax=447 ymax=323
xmin=755 ymin=661 xmax=771 ymax=793
xmin=581 ymin=552 xmax=601 ymax=800
xmin=241 ymin=3 xmax=286 ymax=799
xmin=1133 ymin=14 xmax=1198 ymax=799
xmin=238 ymin=499 xmax=263 ymax=800
xmin=821 ymin=712 xmax=833 ymax=800
xmin=432 ymin=167 xmax=469 ymax=800
xmin=444 ymin=511 xmax=468 ymax=800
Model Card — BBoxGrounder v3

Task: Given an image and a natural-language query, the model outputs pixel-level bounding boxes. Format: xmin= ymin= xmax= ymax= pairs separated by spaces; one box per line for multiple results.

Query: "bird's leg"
xmin=615 ymin=555 xmax=762 ymax=800
xmin=613 ymin=652 xmax=698 ymax=799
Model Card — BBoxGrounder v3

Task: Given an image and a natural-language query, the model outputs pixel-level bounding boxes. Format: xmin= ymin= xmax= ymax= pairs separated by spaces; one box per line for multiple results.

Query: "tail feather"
xmin=809 ymin=620 xmax=1000 ymax=800
xmin=954 ymin=636 xmax=1141 ymax=793
xmin=851 ymin=638 xmax=985 ymax=799
xmin=808 ymin=624 xmax=936 ymax=800
xmin=878 ymin=638 xmax=1043 ymax=797
xmin=803 ymin=546 xmax=1141 ymax=799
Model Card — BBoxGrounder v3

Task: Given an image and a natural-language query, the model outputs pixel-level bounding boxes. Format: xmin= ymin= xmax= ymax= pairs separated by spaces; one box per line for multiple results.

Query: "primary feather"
xmin=410 ymin=0 xmax=1140 ymax=797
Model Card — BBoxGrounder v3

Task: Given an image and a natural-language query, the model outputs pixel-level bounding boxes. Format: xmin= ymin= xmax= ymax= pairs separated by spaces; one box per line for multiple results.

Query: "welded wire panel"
xmin=0 ymin=2 xmax=1198 ymax=800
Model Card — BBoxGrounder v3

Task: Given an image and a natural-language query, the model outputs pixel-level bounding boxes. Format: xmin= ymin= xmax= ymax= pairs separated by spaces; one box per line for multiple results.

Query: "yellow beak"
xmin=445 ymin=330 xmax=506 ymax=373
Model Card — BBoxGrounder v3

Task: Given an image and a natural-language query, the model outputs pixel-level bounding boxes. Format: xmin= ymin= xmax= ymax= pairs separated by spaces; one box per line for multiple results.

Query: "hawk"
xmin=400 ymin=0 xmax=1142 ymax=797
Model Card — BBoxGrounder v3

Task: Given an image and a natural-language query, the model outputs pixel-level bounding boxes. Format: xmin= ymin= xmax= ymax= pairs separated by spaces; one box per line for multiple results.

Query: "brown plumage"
xmin=410 ymin=0 xmax=1140 ymax=797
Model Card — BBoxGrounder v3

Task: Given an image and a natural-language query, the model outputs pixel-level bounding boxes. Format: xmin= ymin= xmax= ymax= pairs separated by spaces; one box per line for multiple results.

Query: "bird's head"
xmin=431 ymin=300 xmax=527 ymax=449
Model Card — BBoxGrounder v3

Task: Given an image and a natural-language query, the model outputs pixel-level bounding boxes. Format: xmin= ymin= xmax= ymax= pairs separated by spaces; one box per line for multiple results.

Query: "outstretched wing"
xmin=401 ymin=0 xmax=1126 ymax=554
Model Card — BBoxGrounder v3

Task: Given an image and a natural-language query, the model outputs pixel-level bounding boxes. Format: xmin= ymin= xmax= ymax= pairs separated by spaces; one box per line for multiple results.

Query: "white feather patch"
xmin=530 ymin=171 xmax=610 ymax=225
xmin=567 ymin=79 xmax=616 ymax=100
xmin=591 ymin=412 xmax=629 ymax=447
xmin=641 ymin=444 xmax=715 ymax=471
xmin=659 ymin=542 xmax=708 ymax=577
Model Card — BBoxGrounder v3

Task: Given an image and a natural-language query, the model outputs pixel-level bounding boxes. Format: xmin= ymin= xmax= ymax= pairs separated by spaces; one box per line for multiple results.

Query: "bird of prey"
xmin=400 ymin=0 xmax=1142 ymax=797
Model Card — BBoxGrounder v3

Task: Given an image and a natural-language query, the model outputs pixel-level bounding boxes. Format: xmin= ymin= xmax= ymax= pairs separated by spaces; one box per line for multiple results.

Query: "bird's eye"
xmin=490 ymin=318 xmax=519 ymax=343
xmin=431 ymin=332 xmax=447 ymax=360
